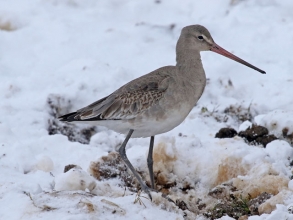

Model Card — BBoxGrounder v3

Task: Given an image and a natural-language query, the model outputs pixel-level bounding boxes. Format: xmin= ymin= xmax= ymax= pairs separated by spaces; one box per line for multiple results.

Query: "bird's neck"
xmin=173 ymin=34 xmax=207 ymax=105
xmin=175 ymin=49 xmax=207 ymax=107
xmin=175 ymin=40 xmax=206 ymax=100
xmin=175 ymin=46 xmax=206 ymax=83
xmin=176 ymin=49 xmax=203 ymax=69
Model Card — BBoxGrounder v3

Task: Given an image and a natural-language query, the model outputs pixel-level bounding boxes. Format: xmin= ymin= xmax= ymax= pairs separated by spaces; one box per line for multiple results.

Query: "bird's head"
xmin=178 ymin=25 xmax=265 ymax=74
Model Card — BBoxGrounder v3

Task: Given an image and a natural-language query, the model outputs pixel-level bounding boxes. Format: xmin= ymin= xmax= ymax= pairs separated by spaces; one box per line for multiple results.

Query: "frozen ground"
xmin=0 ymin=0 xmax=293 ymax=219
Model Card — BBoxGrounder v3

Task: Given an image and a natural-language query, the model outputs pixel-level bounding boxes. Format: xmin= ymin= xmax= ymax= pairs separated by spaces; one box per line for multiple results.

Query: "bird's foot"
xmin=139 ymin=184 xmax=174 ymax=204
xmin=140 ymin=183 xmax=156 ymax=201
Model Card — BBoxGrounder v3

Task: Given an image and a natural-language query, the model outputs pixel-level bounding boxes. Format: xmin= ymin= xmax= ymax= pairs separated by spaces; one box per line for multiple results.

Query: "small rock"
xmin=215 ymin=128 xmax=237 ymax=138
xmin=238 ymin=125 xmax=268 ymax=142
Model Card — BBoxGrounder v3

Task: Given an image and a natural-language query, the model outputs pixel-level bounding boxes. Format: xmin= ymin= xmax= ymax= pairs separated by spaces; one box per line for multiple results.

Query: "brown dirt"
xmin=46 ymin=94 xmax=97 ymax=144
xmin=64 ymin=164 xmax=79 ymax=173
xmin=215 ymin=157 xmax=248 ymax=186
xmin=215 ymin=127 xmax=238 ymax=138
xmin=248 ymin=192 xmax=272 ymax=215
xmin=238 ymin=125 xmax=268 ymax=142
xmin=255 ymin=135 xmax=278 ymax=147
xmin=88 ymin=152 xmax=138 ymax=190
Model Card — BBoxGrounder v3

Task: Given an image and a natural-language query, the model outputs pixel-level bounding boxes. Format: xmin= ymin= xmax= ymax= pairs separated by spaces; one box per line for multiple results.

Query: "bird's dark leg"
xmin=147 ymin=136 xmax=155 ymax=189
xmin=118 ymin=129 xmax=153 ymax=200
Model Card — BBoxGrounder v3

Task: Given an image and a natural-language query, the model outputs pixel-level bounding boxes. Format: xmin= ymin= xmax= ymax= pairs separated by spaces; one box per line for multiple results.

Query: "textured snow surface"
xmin=1 ymin=0 xmax=293 ymax=219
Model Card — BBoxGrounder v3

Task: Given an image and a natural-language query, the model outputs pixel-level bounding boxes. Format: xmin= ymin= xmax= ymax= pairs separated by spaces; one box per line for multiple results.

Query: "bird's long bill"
xmin=211 ymin=43 xmax=266 ymax=74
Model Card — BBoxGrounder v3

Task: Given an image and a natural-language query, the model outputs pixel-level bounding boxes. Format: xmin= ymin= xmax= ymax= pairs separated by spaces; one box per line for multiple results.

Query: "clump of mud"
xmin=203 ymin=184 xmax=274 ymax=219
xmin=238 ymin=125 xmax=278 ymax=147
xmin=238 ymin=125 xmax=268 ymax=142
xmin=47 ymin=94 xmax=97 ymax=144
xmin=215 ymin=124 xmax=278 ymax=147
xmin=88 ymin=150 xmax=178 ymax=194
xmin=215 ymin=128 xmax=237 ymax=138
xmin=89 ymin=152 xmax=138 ymax=190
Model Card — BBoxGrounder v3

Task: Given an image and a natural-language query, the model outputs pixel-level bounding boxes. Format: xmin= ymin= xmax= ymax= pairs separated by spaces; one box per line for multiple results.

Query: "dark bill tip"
xmin=211 ymin=43 xmax=266 ymax=74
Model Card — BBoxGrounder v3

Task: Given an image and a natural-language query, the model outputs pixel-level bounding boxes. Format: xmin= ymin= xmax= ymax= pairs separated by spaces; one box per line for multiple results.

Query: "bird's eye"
xmin=197 ymin=36 xmax=204 ymax=40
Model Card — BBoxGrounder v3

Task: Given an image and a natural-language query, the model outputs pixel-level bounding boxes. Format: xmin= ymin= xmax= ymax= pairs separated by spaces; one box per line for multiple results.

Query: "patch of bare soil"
xmin=47 ymin=94 xmax=97 ymax=144
xmin=200 ymin=104 xmax=258 ymax=124
xmin=89 ymin=152 xmax=138 ymax=191
xmin=215 ymin=128 xmax=237 ymax=138
xmin=215 ymin=124 xmax=278 ymax=147
xmin=88 ymin=150 xmax=277 ymax=219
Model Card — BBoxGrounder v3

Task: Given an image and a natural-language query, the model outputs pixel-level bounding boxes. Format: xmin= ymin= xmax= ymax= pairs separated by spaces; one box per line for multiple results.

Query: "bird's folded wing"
xmin=75 ymin=74 xmax=170 ymax=121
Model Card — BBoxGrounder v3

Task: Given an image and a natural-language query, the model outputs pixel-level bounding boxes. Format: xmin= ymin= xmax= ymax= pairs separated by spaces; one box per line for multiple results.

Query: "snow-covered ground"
xmin=1 ymin=0 xmax=293 ymax=219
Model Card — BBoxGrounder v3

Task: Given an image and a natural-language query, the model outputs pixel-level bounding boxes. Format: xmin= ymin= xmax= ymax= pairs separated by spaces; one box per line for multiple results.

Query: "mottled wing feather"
xmin=75 ymin=73 xmax=170 ymax=121
xmin=77 ymin=95 xmax=115 ymax=119
xmin=100 ymin=89 xmax=165 ymax=119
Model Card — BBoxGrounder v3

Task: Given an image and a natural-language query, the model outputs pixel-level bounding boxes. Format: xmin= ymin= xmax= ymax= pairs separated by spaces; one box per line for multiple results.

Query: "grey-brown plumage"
xmin=62 ymin=73 xmax=169 ymax=122
xmin=59 ymin=25 xmax=265 ymax=199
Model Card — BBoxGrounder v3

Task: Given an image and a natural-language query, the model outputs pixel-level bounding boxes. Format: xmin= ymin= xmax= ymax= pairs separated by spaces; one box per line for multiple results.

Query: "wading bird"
xmin=60 ymin=25 xmax=265 ymax=200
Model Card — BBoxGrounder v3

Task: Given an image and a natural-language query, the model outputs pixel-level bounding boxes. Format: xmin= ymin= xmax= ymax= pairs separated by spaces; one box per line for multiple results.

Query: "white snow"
xmin=288 ymin=180 xmax=293 ymax=191
xmin=34 ymin=155 xmax=54 ymax=172
xmin=239 ymin=120 xmax=252 ymax=132
xmin=257 ymin=110 xmax=293 ymax=137
xmin=54 ymin=166 xmax=96 ymax=192
xmin=1 ymin=0 xmax=293 ymax=219
xmin=265 ymin=140 xmax=293 ymax=163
